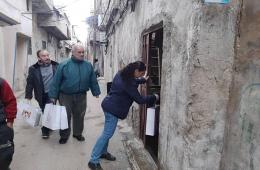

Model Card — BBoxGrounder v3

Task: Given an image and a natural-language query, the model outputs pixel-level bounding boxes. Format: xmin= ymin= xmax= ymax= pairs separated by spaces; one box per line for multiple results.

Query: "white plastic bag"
xmin=42 ymin=104 xmax=68 ymax=130
xmin=17 ymin=102 xmax=42 ymax=127
xmin=145 ymin=107 xmax=155 ymax=136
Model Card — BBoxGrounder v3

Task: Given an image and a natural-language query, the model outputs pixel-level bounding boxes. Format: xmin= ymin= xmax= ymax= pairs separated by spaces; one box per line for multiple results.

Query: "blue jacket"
xmin=48 ymin=57 xmax=101 ymax=99
xmin=101 ymin=72 xmax=156 ymax=119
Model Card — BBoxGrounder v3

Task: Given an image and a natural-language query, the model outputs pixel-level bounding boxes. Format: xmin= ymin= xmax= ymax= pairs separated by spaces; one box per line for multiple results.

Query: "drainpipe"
xmin=12 ymin=34 xmax=18 ymax=89
xmin=93 ymin=0 xmax=97 ymax=62
xmin=25 ymin=38 xmax=30 ymax=76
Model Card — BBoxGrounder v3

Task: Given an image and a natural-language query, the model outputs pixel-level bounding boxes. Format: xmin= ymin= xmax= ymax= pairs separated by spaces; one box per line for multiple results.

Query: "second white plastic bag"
xmin=42 ymin=104 xmax=68 ymax=130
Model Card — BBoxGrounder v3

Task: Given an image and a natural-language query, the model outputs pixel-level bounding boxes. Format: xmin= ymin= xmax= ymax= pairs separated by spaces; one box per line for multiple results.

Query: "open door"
xmin=140 ymin=23 xmax=163 ymax=162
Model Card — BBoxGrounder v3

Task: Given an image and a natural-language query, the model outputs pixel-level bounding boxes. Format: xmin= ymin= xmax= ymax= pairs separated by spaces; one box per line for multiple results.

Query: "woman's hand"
xmin=143 ymin=71 xmax=149 ymax=81
xmin=154 ymin=94 xmax=160 ymax=101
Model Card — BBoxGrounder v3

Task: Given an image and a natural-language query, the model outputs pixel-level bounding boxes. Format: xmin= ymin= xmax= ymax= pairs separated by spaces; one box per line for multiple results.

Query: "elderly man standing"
xmin=49 ymin=44 xmax=101 ymax=144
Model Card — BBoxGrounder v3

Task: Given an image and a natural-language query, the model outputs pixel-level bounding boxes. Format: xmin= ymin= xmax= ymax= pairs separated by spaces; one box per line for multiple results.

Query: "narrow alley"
xmin=10 ymin=79 xmax=131 ymax=170
xmin=2 ymin=0 xmax=260 ymax=170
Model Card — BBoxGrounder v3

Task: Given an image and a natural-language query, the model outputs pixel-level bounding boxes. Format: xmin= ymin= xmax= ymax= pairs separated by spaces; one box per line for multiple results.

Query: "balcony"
xmin=0 ymin=1 xmax=20 ymax=26
xmin=38 ymin=14 xmax=71 ymax=40
xmin=32 ymin=0 xmax=53 ymax=13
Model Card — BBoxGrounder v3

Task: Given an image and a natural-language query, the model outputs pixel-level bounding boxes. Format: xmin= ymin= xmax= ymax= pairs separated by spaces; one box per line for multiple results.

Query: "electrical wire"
xmin=99 ymin=0 xmax=111 ymax=26
xmin=21 ymin=14 xmax=66 ymax=24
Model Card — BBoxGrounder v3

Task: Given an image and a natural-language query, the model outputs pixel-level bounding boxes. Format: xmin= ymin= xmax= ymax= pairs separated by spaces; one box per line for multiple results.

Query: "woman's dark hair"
xmin=120 ymin=61 xmax=146 ymax=82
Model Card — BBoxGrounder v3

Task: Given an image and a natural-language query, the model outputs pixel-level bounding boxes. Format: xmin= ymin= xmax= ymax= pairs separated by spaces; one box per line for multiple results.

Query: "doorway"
xmin=140 ymin=22 xmax=163 ymax=162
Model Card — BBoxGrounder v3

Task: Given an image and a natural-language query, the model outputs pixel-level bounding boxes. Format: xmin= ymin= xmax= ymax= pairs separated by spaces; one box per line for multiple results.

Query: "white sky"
xmin=53 ymin=0 xmax=94 ymax=43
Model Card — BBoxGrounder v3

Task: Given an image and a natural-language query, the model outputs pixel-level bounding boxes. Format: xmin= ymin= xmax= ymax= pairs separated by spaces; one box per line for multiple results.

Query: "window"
xmin=27 ymin=38 xmax=32 ymax=55
xmin=42 ymin=41 xmax=47 ymax=49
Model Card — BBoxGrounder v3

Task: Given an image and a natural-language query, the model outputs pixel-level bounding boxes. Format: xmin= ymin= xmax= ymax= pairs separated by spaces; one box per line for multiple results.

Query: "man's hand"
xmin=7 ymin=122 xmax=13 ymax=129
xmin=25 ymin=98 xmax=31 ymax=104
xmin=50 ymin=98 xmax=57 ymax=104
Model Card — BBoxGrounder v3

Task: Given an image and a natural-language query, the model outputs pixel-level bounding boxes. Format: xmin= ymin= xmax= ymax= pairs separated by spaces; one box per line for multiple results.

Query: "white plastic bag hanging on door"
xmin=42 ymin=104 xmax=68 ymax=130
xmin=145 ymin=107 xmax=155 ymax=136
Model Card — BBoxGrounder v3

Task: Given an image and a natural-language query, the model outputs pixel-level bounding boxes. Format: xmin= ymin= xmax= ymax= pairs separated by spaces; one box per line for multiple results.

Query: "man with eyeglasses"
xmin=49 ymin=44 xmax=101 ymax=144
xmin=25 ymin=50 xmax=58 ymax=139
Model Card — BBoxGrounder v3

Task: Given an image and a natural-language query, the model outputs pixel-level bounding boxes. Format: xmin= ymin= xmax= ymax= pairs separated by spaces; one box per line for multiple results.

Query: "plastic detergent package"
xmin=204 ymin=0 xmax=230 ymax=4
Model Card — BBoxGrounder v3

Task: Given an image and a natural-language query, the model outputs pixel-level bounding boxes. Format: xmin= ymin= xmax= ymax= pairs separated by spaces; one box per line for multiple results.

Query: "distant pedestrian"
xmin=25 ymin=49 xmax=58 ymax=139
xmin=93 ymin=59 xmax=100 ymax=78
xmin=88 ymin=61 xmax=159 ymax=170
xmin=49 ymin=44 xmax=101 ymax=144
xmin=0 ymin=78 xmax=17 ymax=170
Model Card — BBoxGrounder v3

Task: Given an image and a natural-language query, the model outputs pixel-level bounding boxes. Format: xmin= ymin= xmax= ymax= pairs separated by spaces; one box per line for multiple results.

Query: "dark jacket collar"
xmin=33 ymin=60 xmax=58 ymax=68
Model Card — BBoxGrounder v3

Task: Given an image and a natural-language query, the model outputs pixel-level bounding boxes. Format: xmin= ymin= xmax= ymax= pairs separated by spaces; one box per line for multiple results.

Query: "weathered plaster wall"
xmin=222 ymin=0 xmax=260 ymax=169
xmin=104 ymin=0 xmax=241 ymax=169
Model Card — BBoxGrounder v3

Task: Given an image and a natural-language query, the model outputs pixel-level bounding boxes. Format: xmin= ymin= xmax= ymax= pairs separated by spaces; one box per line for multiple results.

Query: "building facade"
xmin=0 ymin=0 xmax=32 ymax=92
xmin=31 ymin=0 xmax=72 ymax=65
xmin=86 ymin=0 xmax=107 ymax=75
xmin=0 ymin=0 xmax=72 ymax=93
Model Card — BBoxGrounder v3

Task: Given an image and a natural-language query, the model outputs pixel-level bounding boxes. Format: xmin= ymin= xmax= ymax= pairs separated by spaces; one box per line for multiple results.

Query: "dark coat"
xmin=101 ymin=72 xmax=156 ymax=119
xmin=25 ymin=61 xmax=58 ymax=108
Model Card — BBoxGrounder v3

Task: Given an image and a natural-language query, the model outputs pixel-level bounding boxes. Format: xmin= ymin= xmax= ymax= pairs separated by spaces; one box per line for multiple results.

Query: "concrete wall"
xmin=0 ymin=0 xmax=20 ymax=26
xmin=0 ymin=0 xmax=32 ymax=88
xmin=32 ymin=0 xmax=53 ymax=12
xmin=221 ymin=0 xmax=260 ymax=169
xmin=103 ymin=0 xmax=242 ymax=169
xmin=0 ymin=28 xmax=6 ymax=76
xmin=31 ymin=14 xmax=65 ymax=64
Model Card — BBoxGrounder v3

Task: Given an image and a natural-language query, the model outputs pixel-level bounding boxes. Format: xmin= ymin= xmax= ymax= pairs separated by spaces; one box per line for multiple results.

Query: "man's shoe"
xmin=73 ymin=135 xmax=85 ymax=141
xmin=59 ymin=138 xmax=68 ymax=144
xmin=88 ymin=162 xmax=103 ymax=170
xmin=42 ymin=134 xmax=49 ymax=139
xmin=100 ymin=152 xmax=116 ymax=161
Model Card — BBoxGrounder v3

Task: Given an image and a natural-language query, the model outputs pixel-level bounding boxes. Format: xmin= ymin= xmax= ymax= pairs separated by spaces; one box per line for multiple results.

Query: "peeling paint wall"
xmin=221 ymin=0 xmax=260 ymax=169
xmin=103 ymin=0 xmax=242 ymax=169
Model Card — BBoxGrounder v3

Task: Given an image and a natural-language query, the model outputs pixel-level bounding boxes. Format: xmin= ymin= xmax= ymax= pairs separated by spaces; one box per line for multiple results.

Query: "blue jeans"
xmin=90 ymin=112 xmax=118 ymax=164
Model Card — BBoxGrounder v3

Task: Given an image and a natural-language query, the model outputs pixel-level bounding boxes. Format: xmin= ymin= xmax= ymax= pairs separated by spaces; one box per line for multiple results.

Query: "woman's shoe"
xmin=88 ymin=162 xmax=103 ymax=170
xmin=100 ymin=152 xmax=116 ymax=161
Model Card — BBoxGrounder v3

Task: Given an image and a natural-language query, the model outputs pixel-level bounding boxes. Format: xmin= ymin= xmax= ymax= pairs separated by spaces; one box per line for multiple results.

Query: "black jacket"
xmin=25 ymin=61 xmax=58 ymax=108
